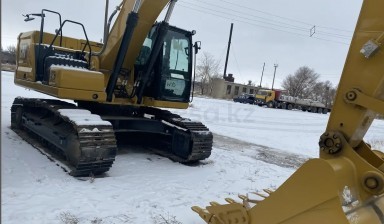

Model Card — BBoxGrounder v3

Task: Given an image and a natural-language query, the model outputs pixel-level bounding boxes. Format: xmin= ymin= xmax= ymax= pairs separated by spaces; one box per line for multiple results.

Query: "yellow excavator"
xmin=12 ymin=0 xmax=213 ymax=176
xmin=193 ymin=0 xmax=384 ymax=223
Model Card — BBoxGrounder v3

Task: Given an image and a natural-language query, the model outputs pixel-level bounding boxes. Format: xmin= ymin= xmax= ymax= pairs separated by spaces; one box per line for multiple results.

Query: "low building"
xmin=210 ymin=78 xmax=259 ymax=99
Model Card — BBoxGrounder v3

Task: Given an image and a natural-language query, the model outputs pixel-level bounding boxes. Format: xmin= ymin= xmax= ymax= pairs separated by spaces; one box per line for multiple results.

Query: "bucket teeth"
xmin=225 ymin=198 xmax=237 ymax=204
xmin=239 ymin=194 xmax=263 ymax=204
xmin=192 ymin=190 xmax=273 ymax=223
xmin=247 ymin=198 xmax=262 ymax=204
xmin=253 ymin=192 xmax=268 ymax=198
xmin=238 ymin=194 xmax=248 ymax=200
xmin=263 ymin=188 xmax=274 ymax=194
xmin=191 ymin=206 xmax=204 ymax=213
xmin=192 ymin=201 xmax=249 ymax=224
xmin=191 ymin=206 xmax=215 ymax=223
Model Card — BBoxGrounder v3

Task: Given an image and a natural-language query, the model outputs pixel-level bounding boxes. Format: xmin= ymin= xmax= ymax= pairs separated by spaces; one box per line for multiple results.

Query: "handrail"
xmin=45 ymin=20 xmax=92 ymax=67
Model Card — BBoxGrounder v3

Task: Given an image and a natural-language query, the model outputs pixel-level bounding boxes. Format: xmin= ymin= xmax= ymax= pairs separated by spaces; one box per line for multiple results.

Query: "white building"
xmin=210 ymin=78 xmax=259 ymax=99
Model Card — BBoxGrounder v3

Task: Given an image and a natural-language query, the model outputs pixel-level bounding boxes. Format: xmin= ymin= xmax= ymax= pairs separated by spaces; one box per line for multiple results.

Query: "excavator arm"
xmin=193 ymin=0 xmax=384 ymax=223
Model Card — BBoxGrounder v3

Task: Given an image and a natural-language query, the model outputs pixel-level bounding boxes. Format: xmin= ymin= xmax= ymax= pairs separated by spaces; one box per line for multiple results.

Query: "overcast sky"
xmin=1 ymin=0 xmax=363 ymax=88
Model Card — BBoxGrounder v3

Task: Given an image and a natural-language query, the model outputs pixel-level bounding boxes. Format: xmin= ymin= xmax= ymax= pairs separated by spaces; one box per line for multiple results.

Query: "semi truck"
xmin=255 ymin=89 xmax=329 ymax=114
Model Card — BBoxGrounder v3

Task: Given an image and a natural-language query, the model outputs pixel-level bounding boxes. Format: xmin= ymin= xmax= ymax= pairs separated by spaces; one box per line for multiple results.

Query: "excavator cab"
xmin=134 ymin=24 xmax=194 ymax=103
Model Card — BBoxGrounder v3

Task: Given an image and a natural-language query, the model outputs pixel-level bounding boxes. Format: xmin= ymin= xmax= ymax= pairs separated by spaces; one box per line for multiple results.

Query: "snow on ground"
xmin=169 ymin=94 xmax=384 ymax=157
xmin=1 ymin=71 xmax=383 ymax=224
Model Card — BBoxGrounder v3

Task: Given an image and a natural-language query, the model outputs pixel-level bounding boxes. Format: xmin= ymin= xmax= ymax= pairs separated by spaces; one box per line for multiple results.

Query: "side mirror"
xmin=23 ymin=13 xmax=44 ymax=22
xmin=194 ymin=41 xmax=201 ymax=54
xmin=24 ymin=17 xmax=35 ymax=22
xmin=23 ymin=14 xmax=35 ymax=22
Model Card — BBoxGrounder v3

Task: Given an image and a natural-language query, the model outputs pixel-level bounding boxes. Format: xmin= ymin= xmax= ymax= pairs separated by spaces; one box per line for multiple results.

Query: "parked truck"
xmin=255 ymin=89 xmax=329 ymax=114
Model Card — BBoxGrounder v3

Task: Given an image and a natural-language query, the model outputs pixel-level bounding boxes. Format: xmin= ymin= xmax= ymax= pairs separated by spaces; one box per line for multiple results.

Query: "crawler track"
xmin=78 ymin=101 xmax=213 ymax=163
xmin=11 ymin=98 xmax=117 ymax=176
xmin=11 ymin=98 xmax=213 ymax=177
xmin=139 ymin=107 xmax=213 ymax=163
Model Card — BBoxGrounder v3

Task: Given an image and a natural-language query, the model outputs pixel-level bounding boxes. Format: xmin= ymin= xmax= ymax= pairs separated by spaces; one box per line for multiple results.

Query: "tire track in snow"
xmin=213 ymin=133 xmax=309 ymax=169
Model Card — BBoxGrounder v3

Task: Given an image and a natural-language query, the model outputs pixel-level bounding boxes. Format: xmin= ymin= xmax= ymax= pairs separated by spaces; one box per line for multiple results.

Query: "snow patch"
xmin=50 ymin=65 xmax=102 ymax=74
xmin=58 ymin=109 xmax=111 ymax=126
xmin=2 ymin=70 xmax=384 ymax=223
xmin=79 ymin=127 xmax=106 ymax=133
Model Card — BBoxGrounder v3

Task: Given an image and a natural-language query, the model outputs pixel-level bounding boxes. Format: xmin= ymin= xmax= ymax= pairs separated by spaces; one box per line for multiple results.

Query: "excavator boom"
xmin=193 ymin=0 xmax=384 ymax=223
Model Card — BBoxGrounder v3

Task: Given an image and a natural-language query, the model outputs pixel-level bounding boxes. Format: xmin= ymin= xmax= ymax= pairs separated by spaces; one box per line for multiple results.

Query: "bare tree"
xmin=1 ymin=45 xmax=17 ymax=64
xmin=6 ymin=45 xmax=17 ymax=55
xmin=282 ymin=66 xmax=338 ymax=107
xmin=310 ymin=80 xmax=337 ymax=106
xmin=196 ymin=52 xmax=220 ymax=95
xmin=282 ymin=66 xmax=319 ymax=98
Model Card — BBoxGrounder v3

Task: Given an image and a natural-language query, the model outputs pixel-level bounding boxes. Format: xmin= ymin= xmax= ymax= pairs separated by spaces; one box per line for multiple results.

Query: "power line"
xmin=181 ymin=1 xmax=309 ymax=32
xmin=179 ymin=0 xmax=352 ymax=40
xmin=218 ymin=0 xmax=313 ymax=26
xmin=178 ymin=3 xmax=308 ymax=37
xmin=209 ymin=0 xmax=354 ymax=33
xmin=182 ymin=0 xmax=309 ymax=31
xmin=181 ymin=0 xmax=353 ymax=39
xmin=178 ymin=3 xmax=350 ymax=45
xmin=216 ymin=0 xmax=353 ymax=33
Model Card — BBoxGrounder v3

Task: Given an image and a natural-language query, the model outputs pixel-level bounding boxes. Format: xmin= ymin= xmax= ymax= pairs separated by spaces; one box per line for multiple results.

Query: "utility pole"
xmin=223 ymin=23 xmax=234 ymax=79
xmin=272 ymin=64 xmax=278 ymax=90
xmin=259 ymin=62 xmax=265 ymax=87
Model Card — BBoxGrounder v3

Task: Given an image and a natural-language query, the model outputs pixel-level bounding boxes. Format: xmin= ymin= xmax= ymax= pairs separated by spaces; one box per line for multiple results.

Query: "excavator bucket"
xmin=193 ymin=0 xmax=384 ymax=222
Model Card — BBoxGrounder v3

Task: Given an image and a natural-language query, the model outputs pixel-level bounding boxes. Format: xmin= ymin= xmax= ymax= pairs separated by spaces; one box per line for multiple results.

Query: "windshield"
xmin=161 ymin=29 xmax=191 ymax=100
xmin=134 ymin=26 xmax=192 ymax=102
xmin=257 ymin=90 xmax=270 ymax=96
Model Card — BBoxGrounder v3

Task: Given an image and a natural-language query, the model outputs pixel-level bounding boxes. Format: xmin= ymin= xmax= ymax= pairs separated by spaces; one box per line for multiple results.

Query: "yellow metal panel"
xmin=326 ymin=0 xmax=384 ymax=147
xmin=17 ymin=32 xmax=37 ymax=81
xmin=57 ymin=88 xmax=107 ymax=101
xmin=15 ymin=67 xmax=33 ymax=81
xmin=14 ymin=78 xmax=106 ymax=102
xmin=49 ymin=67 xmax=106 ymax=91
xmin=142 ymin=97 xmax=189 ymax=109
xmin=15 ymin=78 xmax=59 ymax=96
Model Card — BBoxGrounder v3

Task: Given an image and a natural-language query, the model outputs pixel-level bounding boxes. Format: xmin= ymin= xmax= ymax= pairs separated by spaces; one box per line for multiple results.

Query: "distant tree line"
xmin=282 ymin=66 xmax=337 ymax=108
xmin=1 ymin=45 xmax=17 ymax=64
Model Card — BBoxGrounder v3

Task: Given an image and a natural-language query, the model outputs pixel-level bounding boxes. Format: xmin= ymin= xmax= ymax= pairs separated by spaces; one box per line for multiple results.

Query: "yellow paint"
xmin=49 ymin=67 xmax=106 ymax=91
xmin=15 ymin=78 xmax=106 ymax=102
xmin=142 ymin=97 xmax=189 ymax=109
